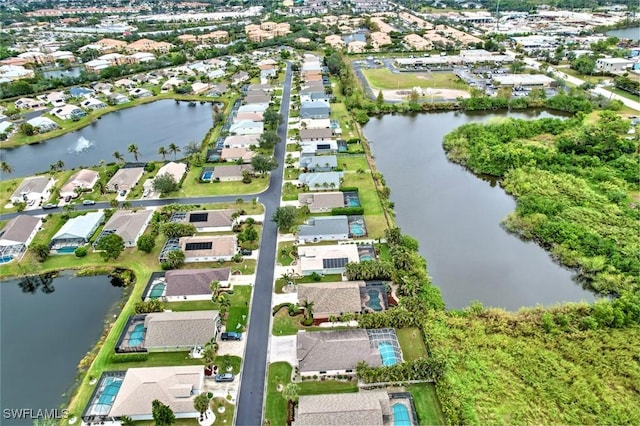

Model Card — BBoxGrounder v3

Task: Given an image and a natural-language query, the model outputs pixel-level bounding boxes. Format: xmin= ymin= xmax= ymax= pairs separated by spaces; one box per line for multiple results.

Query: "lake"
xmin=0 ymin=272 xmax=124 ymax=424
xmin=3 ymin=100 xmax=213 ymax=178
xmin=365 ymin=110 xmax=596 ymax=310
xmin=607 ymin=26 xmax=640 ymax=41
xmin=41 ymin=67 xmax=83 ymax=79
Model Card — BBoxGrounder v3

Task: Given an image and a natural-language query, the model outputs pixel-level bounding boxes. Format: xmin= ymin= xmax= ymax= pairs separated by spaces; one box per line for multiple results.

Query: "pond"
xmin=606 ymin=26 xmax=640 ymax=41
xmin=41 ymin=66 xmax=83 ymax=79
xmin=364 ymin=110 xmax=596 ymax=310
xmin=3 ymin=100 xmax=213 ymax=178
xmin=0 ymin=272 xmax=124 ymax=424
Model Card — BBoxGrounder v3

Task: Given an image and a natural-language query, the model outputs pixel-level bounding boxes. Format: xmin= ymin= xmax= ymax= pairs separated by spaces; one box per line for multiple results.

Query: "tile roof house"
xmin=179 ymin=235 xmax=237 ymax=262
xmin=229 ymin=120 xmax=264 ymax=136
xmin=143 ymin=310 xmax=220 ymax=350
xmin=298 ymin=172 xmax=343 ymax=191
xmin=298 ymin=216 xmax=349 ymax=244
xmin=297 ymin=329 xmax=381 ymax=375
xmin=98 ymin=209 xmax=153 ymax=247
xmin=299 ymin=155 xmax=337 ymax=172
xmin=52 ymin=104 xmax=86 ymax=120
xmin=26 ymin=116 xmax=59 ymax=132
xmin=51 ymin=211 xmax=104 ymax=250
xmin=107 ymin=366 xmax=204 ymax=421
xmin=175 ymin=209 xmax=235 ymax=232
xmin=238 ymin=103 xmax=270 ymax=114
xmin=221 ymin=147 xmax=255 ymax=163
xmin=151 ymin=268 xmax=232 ymax=301
xmin=155 ymin=162 xmax=187 ymax=185
xmin=297 ymin=281 xmax=363 ymax=320
xmin=297 ymin=243 xmax=360 ymax=276
xmin=223 ymin=135 xmax=259 ymax=148
xmin=294 ymin=391 xmax=392 ymax=426
xmin=0 ymin=215 xmax=42 ymax=262
xmin=10 ymin=176 xmax=54 ymax=204
xmin=107 ymin=167 xmax=145 ymax=192
xmin=298 ymin=192 xmax=345 ymax=213
xmin=300 ymin=101 xmax=331 ymax=119
xmin=60 ymin=169 xmax=99 ymax=199
xmin=212 ymin=165 xmax=253 ymax=182
xmin=299 ymin=128 xmax=334 ymax=141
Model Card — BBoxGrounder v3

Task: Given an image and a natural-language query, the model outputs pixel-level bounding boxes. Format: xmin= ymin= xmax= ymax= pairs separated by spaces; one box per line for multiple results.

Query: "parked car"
xmin=240 ymin=249 xmax=252 ymax=256
xmin=64 ymin=195 xmax=72 ymax=202
xmin=119 ymin=190 xmax=126 ymax=196
xmin=214 ymin=373 xmax=234 ymax=382
xmin=82 ymin=200 xmax=96 ymax=205
xmin=221 ymin=332 xmax=242 ymax=341
xmin=42 ymin=203 xmax=59 ymax=210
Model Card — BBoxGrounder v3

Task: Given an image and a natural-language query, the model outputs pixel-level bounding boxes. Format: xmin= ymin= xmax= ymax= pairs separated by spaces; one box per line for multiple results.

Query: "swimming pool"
xmin=0 ymin=255 xmax=14 ymax=264
xmin=128 ymin=323 xmax=146 ymax=346
xmin=201 ymin=170 xmax=214 ymax=180
xmin=350 ymin=222 xmax=365 ymax=237
xmin=360 ymin=255 xmax=373 ymax=261
xmin=392 ymin=403 xmax=412 ymax=426
xmin=57 ymin=246 xmax=78 ymax=253
xmin=366 ymin=288 xmax=383 ymax=311
xmin=87 ymin=376 xmax=124 ymax=416
xmin=378 ymin=342 xmax=397 ymax=366
xmin=148 ymin=282 xmax=166 ymax=299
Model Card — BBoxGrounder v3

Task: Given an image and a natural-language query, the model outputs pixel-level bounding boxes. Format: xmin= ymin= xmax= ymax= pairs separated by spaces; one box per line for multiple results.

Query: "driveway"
xmin=269 ymin=335 xmax=298 ymax=366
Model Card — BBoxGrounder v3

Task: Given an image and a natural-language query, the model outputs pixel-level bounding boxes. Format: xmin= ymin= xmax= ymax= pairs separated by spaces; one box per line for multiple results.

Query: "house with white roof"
xmin=223 ymin=135 xmax=259 ymax=148
xmin=84 ymin=59 xmax=110 ymax=72
xmin=50 ymin=211 xmax=104 ymax=251
xmin=26 ymin=116 xmax=59 ymax=132
xmin=297 ymin=243 xmax=360 ymax=276
xmin=52 ymin=104 xmax=86 ymax=120
xmin=229 ymin=120 xmax=264 ymax=136
xmin=81 ymin=97 xmax=107 ymax=110
xmin=154 ymin=162 xmax=187 ymax=184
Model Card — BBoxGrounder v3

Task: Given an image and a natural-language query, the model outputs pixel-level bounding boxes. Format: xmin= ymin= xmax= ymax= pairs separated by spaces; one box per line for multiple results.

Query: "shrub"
xmin=331 ymin=207 xmax=364 ymax=215
xmin=110 ymin=353 xmax=149 ymax=363
xmin=144 ymin=162 xmax=156 ymax=172
xmin=339 ymin=187 xmax=359 ymax=192
xmin=74 ymin=246 xmax=88 ymax=257
xmin=309 ymin=272 xmax=322 ymax=281
xmin=301 ymin=318 xmax=313 ymax=326
xmin=272 ymin=302 xmax=291 ymax=316
xmin=134 ymin=299 xmax=164 ymax=314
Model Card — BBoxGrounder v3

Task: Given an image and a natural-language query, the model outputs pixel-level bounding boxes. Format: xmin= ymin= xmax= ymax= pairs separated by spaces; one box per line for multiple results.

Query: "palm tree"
xmin=209 ymin=280 xmax=220 ymax=298
xmin=158 ymin=146 xmax=168 ymax=160
xmin=55 ymin=160 xmax=65 ymax=171
xmin=282 ymin=383 xmax=300 ymax=403
xmin=301 ymin=299 xmax=315 ymax=321
xmin=0 ymin=161 xmax=13 ymax=174
xmin=193 ymin=393 xmax=210 ymax=420
xmin=113 ymin=151 xmax=124 ymax=163
xmin=168 ymin=142 xmax=181 ymax=160
xmin=128 ymin=144 xmax=140 ymax=162
xmin=95 ymin=180 xmax=106 ymax=195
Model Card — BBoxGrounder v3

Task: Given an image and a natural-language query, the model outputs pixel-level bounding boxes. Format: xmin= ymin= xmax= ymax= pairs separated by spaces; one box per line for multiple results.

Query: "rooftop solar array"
xmin=189 ymin=212 xmax=209 ymax=223
xmin=185 ymin=241 xmax=213 ymax=251
xmin=322 ymin=257 xmax=348 ymax=269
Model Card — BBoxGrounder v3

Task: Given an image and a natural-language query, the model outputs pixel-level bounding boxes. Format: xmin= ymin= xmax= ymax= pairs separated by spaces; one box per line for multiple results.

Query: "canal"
xmin=365 ymin=110 xmax=596 ymax=310
xmin=3 ymin=100 xmax=213 ymax=178
xmin=0 ymin=272 xmax=124 ymax=424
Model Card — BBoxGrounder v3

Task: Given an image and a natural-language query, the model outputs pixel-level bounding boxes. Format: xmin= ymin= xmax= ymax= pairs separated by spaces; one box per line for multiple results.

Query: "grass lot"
xmin=330 ymin=101 xmax=357 ymax=139
xmin=226 ymin=285 xmax=251 ymax=332
xmin=362 ymin=69 xmax=467 ymax=91
xmin=396 ymin=327 xmax=428 ymax=361
xmin=272 ymin=310 xmax=301 ymax=336
xmin=274 ymin=274 xmax=343 ymax=294
xmin=0 ymin=177 xmax=22 ymax=214
xmin=165 ymin=299 xmax=219 ymax=311
xmin=106 ymin=351 xmax=203 ymax=370
xmin=298 ymin=379 xmax=358 ymax=395
xmin=131 ymin=396 xmax=235 ymax=426
xmin=282 ymin=182 xmax=301 ymax=201
xmin=286 ymin=143 xmax=300 ymax=152
xmin=265 ymin=362 xmax=293 ymax=426
xmin=284 ymin=167 xmax=300 ymax=180
xmin=408 ymin=383 xmax=446 ymax=425
xmin=277 ymin=241 xmax=296 ymax=266
xmin=181 ymin=168 xmax=269 ymax=196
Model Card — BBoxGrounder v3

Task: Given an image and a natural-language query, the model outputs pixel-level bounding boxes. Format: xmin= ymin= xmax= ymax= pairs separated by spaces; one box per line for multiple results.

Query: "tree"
xmin=263 ymin=109 xmax=284 ymax=129
xmin=120 ymin=416 xmax=135 ymax=426
xmin=193 ymin=393 xmax=210 ymax=419
xmin=571 ymin=55 xmax=596 ymax=75
xmin=31 ymin=242 xmax=50 ymax=262
xmin=134 ymin=299 xmax=164 ymax=314
xmin=113 ymin=151 xmax=125 ymax=163
xmin=158 ymin=146 xmax=168 ymax=160
xmin=183 ymin=140 xmax=200 ymax=156
xmin=19 ymin=122 xmax=35 ymax=136
xmin=168 ymin=142 xmax=181 ymax=160
xmin=283 ymin=383 xmax=300 ymax=403
xmin=376 ymin=90 xmax=384 ymax=106
xmin=152 ymin=399 xmax=176 ymax=426
xmin=137 ymin=234 xmax=156 ymax=253
xmin=96 ymin=233 xmax=125 ymax=261
xmin=0 ymin=161 xmax=13 ymax=174
xmin=258 ymin=131 xmax=281 ymax=149
xmin=153 ymin=173 xmax=179 ymax=195
xmin=407 ymin=90 xmax=420 ymax=104
xmin=161 ymin=222 xmax=196 ymax=238
xmin=272 ymin=206 xmax=297 ymax=231
xmin=128 ymin=144 xmax=141 ymax=162
xmin=210 ymin=280 xmax=220 ymax=298
xmin=301 ymin=298 xmax=315 ymax=321
xmin=509 ymin=60 xmax=526 ymax=74
xmin=165 ymin=249 xmax=185 ymax=269
xmin=251 ymin=154 xmax=278 ymax=175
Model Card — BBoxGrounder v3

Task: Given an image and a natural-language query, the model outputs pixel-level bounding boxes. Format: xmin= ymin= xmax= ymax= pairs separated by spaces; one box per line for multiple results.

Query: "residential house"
xmin=60 ymin=169 xmax=99 ymax=199
xmin=347 ymin=40 xmax=367 ymax=54
xmin=50 ymin=211 xmax=104 ymax=250
xmin=299 ymin=155 xmax=338 ymax=172
xmin=93 ymin=38 xmax=128 ymax=53
xmin=81 ymin=97 xmax=107 ymax=110
xmin=300 ymin=118 xmax=331 ymax=129
xmin=98 ymin=53 xmax=129 ymax=66
xmin=300 ymin=101 xmax=331 ymax=119
xmin=50 ymin=50 xmax=76 ymax=63
xmin=107 ymin=92 xmax=130 ymax=104
xmin=38 ymin=91 xmax=67 ymax=107
xmin=298 ymin=172 xmax=343 ymax=191
xmin=235 ymin=112 xmax=264 ymax=122
xmin=221 ymin=147 xmax=255 ymax=163
xmin=325 ymin=35 xmax=345 ymax=49
xmin=143 ymin=310 xmax=220 ymax=350
xmin=179 ymin=235 xmax=237 ymax=262
xmin=14 ymin=97 xmax=45 ymax=110
xmin=297 ymin=243 xmax=360 ymax=276
xmin=294 ymin=391 xmax=392 ymax=426
xmin=237 ymin=103 xmax=270 ymax=114
xmin=223 ymin=135 xmax=258 ymax=148
xmin=130 ymin=52 xmax=156 ymax=63
xmin=244 ymin=92 xmax=272 ymax=105
xmin=298 ymin=192 xmax=345 ymax=213
xmin=96 ymin=209 xmax=153 ymax=247
xmin=155 ymin=162 xmax=187 ymax=185
xmin=89 ymin=366 xmax=204 ymax=422
xmin=404 ymin=34 xmax=431 ymax=51
xmin=298 ymin=216 xmax=349 ymax=243
xmin=297 ymin=281 xmax=363 ymax=320
xmin=300 ymin=140 xmax=339 ymax=156
xmin=172 ymin=209 xmax=235 ymax=232
xmin=52 ymin=104 xmax=86 ymax=120
xmin=212 ymin=165 xmax=253 ymax=182
xmin=68 ymin=87 xmax=95 ymax=98
xmin=146 ymin=268 xmax=231 ymax=301
xmin=229 ymin=120 xmax=264 ymax=136
xmin=297 ymin=329 xmax=381 ymax=376
xmin=107 ymin=167 xmax=145 ymax=192
xmin=0 ymin=121 xmax=13 ymax=135
xmin=231 ymin=71 xmax=250 ymax=86
xmin=207 ymin=83 xmax=229 ymax=97
xmin=127 ymin=39 xmax=173 ymax=53
xmin=10 ymin=176 xmax=54 ymax=204
xmin=370 ymin=31 xmax=392 ymax=49
xmin=26 ymin=116 xmax=59 ymax=133
xmin=84 ymin=59 xmax=110 ymax=72
xmin=299 ymin=128 xmax=334 ymax=142
xmin=0 ymin=215 xmax=42 ymax=262
xmin=191 ymin=82 xmax=211 ymax=95
xmin=114 ymin=78 xmax=135 ymax=89
xmin=129 ymin=88 xmax=153 ymax=98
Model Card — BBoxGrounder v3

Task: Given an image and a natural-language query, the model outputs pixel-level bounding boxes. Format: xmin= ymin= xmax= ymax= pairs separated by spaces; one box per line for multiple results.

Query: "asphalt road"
xmin=234 ymin=63 xmax=292 ymax=426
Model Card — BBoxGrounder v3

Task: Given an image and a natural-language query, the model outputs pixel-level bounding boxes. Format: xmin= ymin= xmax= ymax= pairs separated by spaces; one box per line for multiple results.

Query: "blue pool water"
xmin=347 ymin=198 xmax=360 ymax=207
xmin=0 ymin=255 xmax=14 ymax=264
xmin=379 ymin=342 xmax=397 ymax=366
xmin=57 ymin=246 xmax=78 ymax=253
xmin=201 ymin=170 xmax=213 ymax=180
xmin=392 ymin=403 xmax=411 ymax=426
xmin=366 ymin=289 xmax=383 ymax=311
xmin=149 ymin=283 xmax=166 ymax=299
xmin=351 ymin=223 xmax=365 ymax=236
xmin=360 ymin=255 xmax=373 ymax=261
xmin=128 ymin=323 xmax=145 ymax=346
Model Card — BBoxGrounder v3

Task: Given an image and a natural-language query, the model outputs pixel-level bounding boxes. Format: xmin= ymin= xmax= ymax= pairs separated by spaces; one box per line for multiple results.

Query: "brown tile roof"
xmin=0 ymin=215 xmax=41 ymax=244
xmin=299 ymin=128 xmax=334 ymax=140
xmin=103 ymin=209 xmax=153 ymax=242
xmin=294 ymin=391 xmax=391 ymax=426
xmin=179 ymin=235 xmax=237 ymax=258
xmin=165 ymin=268 xmax=230 ymax=297
xmin=297 ymin=329 xmax=381 ymax=373
xmin=297 ymin=281 xmax=363 ymax=317
xmin=184 ymin=209 xmax=235 ymax=229
xmin=143 ymin=310 xmax=219 ymax=348
xmin=298 ymin=192 xmax=344 ymax=211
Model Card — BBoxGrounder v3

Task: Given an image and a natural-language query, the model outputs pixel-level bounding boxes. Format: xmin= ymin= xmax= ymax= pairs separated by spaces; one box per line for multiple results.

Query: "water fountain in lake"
xmin=68 ymin=136 xmax=95 ymax=154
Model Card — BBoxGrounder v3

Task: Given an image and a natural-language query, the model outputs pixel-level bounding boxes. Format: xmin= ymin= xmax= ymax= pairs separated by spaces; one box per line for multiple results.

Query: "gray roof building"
xmin=298 ymin=192 xmax=345 ymax=213
xmin=299 ymin=155 xmax=337 ymax=172
xmin=174 ymin=209 xmax=235 ymax=231
xmin=294 ymin=391 xmax=391 ymax=426
xmin=298 ymin=216 xmax=349 ymax=243
xmin=164 ymin=268 xmax=231 ymax=297
xmin=299 ymin=172 xmax=343 ymax=191
xmin=300 ymin=128 xmax=334 ymax=141
xmin=212 ymin=164 xmax=253 ymax=181
xmin=100 ymin=209 xmax=153 ymax=247
xmin=297 ymin=329 xmax=381 ymax=373
xmin=51 ymin=211 xmax=104 ymax=247
xmin=300 ymin=101 xmax=331 ymax=119
xmin=144 ymin=311 xmax=219 ymax=349
xmin=11 ymin=176 xmax=52 ymax=203
xmin=297 ymin=281 xmax=363 ymax=318
xmin=0 ymin=215 xmax=41 ymax=245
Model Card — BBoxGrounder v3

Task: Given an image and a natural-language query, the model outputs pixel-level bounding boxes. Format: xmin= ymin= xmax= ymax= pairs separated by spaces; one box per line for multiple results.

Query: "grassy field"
xmin=298 ymin=379 xmax=358 ymax=395
xmin=362 ymin=69 xmax=467 ymax=91
xmin=181 ymin=168 xmax=269 ymax=196
xmin=396 ymin=327 xmax=428 ymax=361
xmin=277 ymin=241 xmax=296 ymax=266
xmin=131 ymin=396 xmax=235 ymax=426
xmin=226 ymin=285 xmax=251 ymax=332
xmin=265 ymin=362 xmax=293 ymax=426
xmin=408 ymin=383 xmax=446 ymax=425
xmin=272 ymin=310 xmax=301 ymax=336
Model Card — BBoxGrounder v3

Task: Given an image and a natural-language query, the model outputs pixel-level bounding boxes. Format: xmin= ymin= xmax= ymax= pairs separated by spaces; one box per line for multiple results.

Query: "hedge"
xmin=331 ymin=207 xmax=364 ymax=215
xmin=339 ymin=187 xmax=359 ymax=192
xmin=110 ymin=353 xmax=149 ymax=363
xmin=272 ymin=302 xmax=291 ymax=316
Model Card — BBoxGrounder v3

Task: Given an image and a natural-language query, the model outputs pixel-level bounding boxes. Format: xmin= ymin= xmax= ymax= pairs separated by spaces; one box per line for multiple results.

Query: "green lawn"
xmin=181 ymin=168 xmax=269 ymax=196
xmin=396 ymin=327 xmax=428 ymax=361
xmin=277 ymin=241 xmax=296 ymax=266
xmin=341 ymin=170 xmax=387 ymax=238
xmin=362 ymin=68 xmax=467 ymax=91
xmin=106 ymin=351 xmax=203 ymax=370
xmin=282 ymin=182 xmax=301 ymax=201
xmin=272 ymin=310 xmax=302 ymax=336
xmin=165 ymin=299 xmax=219 ymax=311
xmin=265 ymin=362 xmax=293 ymax=426
xmin=226 ymin=285 xmax=251 ymax=332
xmin=298 ymin=379 xmax=358 ymax=395
xmin=0 ymin=176 xmax=22 ymax=214
xmin=286 ymin=143 xmax=300 ymax=152
xmin=131 ymin=396 xmax=235 ymax=426
xmin=284 ymin=168 xmax=300 ymax=180
xmin=407 ymin=383 xmax=446 ymax=426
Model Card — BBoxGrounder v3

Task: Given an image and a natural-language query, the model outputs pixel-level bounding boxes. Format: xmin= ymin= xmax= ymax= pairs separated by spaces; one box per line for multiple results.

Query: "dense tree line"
xmin=443 ymin=112 xmax=639 ymax=296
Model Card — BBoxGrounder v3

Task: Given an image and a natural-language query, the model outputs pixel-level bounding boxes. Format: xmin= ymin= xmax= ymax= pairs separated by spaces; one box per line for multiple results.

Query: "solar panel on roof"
xmin=185 ymin=241 xmax=212 ymax=251
xmin=189 ymin=212 xmax=209 ymax=223
xmin=322 ymin=257 xmax=348 ymax=269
